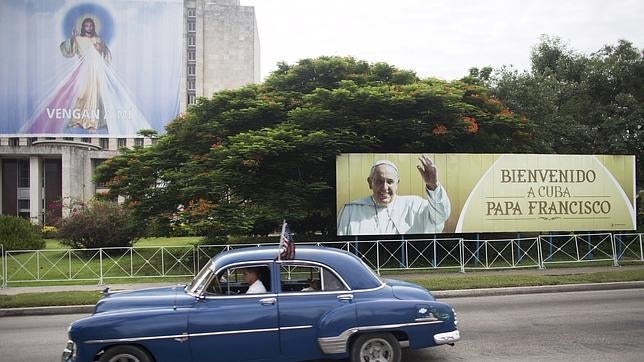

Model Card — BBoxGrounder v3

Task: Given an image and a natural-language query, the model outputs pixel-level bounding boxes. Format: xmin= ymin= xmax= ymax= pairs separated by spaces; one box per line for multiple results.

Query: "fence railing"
xmin=1 ymin=233 xmax=642 ymax=288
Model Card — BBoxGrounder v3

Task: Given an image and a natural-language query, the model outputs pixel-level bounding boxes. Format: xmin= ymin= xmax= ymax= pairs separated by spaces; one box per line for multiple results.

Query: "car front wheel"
xmin=350 ymin=333 xmax=401 ymax=362
xmin=98 ymin=345 xmax=153 ymax=362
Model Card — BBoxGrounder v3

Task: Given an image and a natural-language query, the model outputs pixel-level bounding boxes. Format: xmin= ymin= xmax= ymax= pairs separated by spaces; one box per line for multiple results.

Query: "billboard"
xmin=0 ymin=0 xmax=183 ymax=136
xmin=336 ymin=153 xmax=636 ymax=235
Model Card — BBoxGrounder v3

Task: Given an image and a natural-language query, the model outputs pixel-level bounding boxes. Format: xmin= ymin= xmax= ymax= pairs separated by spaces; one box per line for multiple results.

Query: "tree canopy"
xmin=95 ymin=56 xmax=534 ymax=239
xmin=471 ymin=36 xmax=642 ymax=181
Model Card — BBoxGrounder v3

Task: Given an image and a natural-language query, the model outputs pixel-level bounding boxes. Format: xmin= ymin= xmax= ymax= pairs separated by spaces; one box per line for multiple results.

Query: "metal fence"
xmin=1 ymin=233 xmax=643 ymax=288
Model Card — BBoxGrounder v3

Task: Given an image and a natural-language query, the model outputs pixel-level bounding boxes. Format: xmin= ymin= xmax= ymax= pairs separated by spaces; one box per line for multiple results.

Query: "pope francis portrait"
xmin=337 ymin=156 xmax=451 ymax=235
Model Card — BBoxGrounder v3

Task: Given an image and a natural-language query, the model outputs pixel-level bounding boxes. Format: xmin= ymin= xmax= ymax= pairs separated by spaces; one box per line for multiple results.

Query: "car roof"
xmin=210 ymin=245 xmax=382 ymax=290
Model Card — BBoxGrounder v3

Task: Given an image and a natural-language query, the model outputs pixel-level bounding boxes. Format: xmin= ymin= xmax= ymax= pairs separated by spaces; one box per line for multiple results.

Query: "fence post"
xmin=400 ymin=236 xmax=407 ymax=269
xmin=611 ymin=233 xmax=619 ymax=267
xmin=432 ymin=235 xmax=437 ymax=268
xmin=516 ymin=232 xmax=522 ymax=265
xmin=537 ymin=234 xmax=545 ymax=269
xmin=376 ymin=239 xmax=380 ymax=275
xmin=99 ymin=248 xmax=104 ymax=286
xmin=475 ymin=233 xmax=481 ymax=265
xmin=459 ymin=238 xmax=465 ymax=273
xmin=640 ymin=233 xmax=643 ymax=262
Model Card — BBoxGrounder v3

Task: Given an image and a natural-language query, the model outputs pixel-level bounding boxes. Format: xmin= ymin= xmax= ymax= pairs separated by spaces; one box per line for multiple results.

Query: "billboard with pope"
xmin=336 ymin=153 xmax=636 ymax=236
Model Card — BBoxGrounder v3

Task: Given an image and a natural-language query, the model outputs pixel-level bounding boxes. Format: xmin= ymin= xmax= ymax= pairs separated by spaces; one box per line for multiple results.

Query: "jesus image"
xmin=21 ymin=16 xmax=151 ymax=135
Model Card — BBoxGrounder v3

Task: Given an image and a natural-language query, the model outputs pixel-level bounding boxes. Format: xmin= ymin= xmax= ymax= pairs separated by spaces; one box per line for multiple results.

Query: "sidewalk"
xmin=2 ymin=264 xmax=644 ymax=317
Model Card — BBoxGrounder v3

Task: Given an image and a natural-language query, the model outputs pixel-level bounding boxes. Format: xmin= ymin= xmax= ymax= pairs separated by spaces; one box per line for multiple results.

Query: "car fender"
xmin=70 ymin=308 xmax=190 ymax=362
xmin=355 ymin=299 xmax=457 ymax=349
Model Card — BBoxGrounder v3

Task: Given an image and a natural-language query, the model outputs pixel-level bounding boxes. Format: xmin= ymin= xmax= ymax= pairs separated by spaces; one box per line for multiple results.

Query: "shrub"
xmin=0 ymin=215 xmax=46 ymax=251
xmin=57 ymin=200 xmax=143 ymax=249
xmin=41 ymin=225 xmax=58 ymax=238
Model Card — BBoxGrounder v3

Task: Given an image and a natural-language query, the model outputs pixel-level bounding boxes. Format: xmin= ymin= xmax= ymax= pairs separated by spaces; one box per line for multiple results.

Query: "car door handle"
xmin=260 ymin=297 xmax=276 ymax=305
xmin=337 ymin=294 xmax=353 ymax=302
xmin=174 ymin=333 xmax=189 ymax=343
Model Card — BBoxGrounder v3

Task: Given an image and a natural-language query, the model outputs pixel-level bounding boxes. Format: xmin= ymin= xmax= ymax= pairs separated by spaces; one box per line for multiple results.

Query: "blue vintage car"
xmin=62 ymin=246 xmax=460 ymax=362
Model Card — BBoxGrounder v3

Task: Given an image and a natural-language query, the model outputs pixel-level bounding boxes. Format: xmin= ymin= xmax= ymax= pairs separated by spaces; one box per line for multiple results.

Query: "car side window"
xmin=280 ymin=264 xmax=347 ymax=293
xmin=205 ymin=264 xmax=271 ymax=295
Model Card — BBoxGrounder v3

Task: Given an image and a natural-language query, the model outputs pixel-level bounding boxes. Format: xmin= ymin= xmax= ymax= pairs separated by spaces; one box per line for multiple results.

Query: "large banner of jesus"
xmin=0 ymin=0 xmax=182 ymax=136
xmin=336 ymin=153 xmax=636 ymax=236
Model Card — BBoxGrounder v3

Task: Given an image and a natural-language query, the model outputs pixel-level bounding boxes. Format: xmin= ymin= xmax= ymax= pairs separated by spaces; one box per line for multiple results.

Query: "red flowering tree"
xmin=96 ymin=56 xmax=533 ymax=237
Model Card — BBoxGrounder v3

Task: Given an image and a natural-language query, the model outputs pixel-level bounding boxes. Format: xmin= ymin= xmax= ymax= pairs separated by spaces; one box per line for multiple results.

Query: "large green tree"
xmin=96 ymin=56 xmax=534 ymax=239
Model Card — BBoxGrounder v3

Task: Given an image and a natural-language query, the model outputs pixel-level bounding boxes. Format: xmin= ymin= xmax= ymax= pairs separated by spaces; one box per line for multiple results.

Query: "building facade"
xmin=0 ymin=0 xmax=260 ymax=224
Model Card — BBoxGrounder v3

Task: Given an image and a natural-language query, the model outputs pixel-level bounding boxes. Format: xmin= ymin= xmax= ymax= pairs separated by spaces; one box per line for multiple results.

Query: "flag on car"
xmin=278 ymin=221 xmax=295 ymax=260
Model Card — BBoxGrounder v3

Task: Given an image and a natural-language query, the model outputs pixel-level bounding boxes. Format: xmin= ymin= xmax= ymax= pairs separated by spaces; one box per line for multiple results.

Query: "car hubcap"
xmin=107 ymin=354 xmax=141 ymax=362
xmin=359 ymin=338 xmax=394 ymax=362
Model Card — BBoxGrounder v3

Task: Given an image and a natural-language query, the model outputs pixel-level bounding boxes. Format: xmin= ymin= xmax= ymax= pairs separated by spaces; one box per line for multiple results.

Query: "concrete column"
xmin=29 ymin=156 xmax=42 ymax=224
xmin=61 ymin=148 xmax=87 ymax=217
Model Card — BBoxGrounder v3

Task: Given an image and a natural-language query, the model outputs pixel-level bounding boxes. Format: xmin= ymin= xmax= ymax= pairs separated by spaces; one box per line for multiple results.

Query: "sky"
xmin=241 ymin=0 xmax=644 ymax=81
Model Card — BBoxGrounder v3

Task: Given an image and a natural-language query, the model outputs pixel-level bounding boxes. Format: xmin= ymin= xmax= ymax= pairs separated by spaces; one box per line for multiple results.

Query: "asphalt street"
xmin=1 ymin=288 xmax=643 ymax=362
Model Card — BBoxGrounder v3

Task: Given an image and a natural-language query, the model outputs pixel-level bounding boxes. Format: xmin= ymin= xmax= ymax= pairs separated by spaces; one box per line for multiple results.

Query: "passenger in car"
xmin=243 ymin=267 xmax=267 ymax=294
xmin=301 ymin=279 xmax=321 ymax=292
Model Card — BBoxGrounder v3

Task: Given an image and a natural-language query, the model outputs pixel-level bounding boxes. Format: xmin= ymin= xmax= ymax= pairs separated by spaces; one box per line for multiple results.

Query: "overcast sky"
xmin=241 ymin=0 xmax=644 ymax=81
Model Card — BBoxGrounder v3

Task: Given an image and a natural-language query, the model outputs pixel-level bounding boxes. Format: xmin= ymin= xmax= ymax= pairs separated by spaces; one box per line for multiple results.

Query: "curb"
xmin=432 ymin=280 xmax=644 ymax=298
xmin=2 ymin=281 xmax=643 ymax=317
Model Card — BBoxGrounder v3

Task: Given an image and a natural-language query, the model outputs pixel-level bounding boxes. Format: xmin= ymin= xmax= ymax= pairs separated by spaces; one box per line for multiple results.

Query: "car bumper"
xmin=61 ymin=340 xmax=76 ymax=362
xmin=434 ymin=330 xmax=460 ymax=345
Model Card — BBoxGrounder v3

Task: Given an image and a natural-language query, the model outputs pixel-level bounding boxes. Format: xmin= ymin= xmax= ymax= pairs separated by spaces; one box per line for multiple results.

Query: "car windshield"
xmin=185 ymin=259 xmax=214 ymax=294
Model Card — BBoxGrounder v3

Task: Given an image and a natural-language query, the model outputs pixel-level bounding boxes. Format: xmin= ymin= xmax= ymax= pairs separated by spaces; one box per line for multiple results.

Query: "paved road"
xmin=1 ymin=289 xmax=643 ymax=361
xmin=402 ymin=288 xmax=644 ymax=362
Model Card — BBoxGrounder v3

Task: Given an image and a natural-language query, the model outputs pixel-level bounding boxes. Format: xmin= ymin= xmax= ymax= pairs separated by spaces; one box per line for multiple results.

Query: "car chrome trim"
xmin=190 ymin=327 xmax=279 ymax=338
xmin=414 ymin=316 xmax=439 ymax=322
xmin=85 ymin=326 xmax=287 ymax=345
xmin=318 ymin=320 xmax=445 ymax=354
xmin=434 ymin=330 xmax=461 ymax=344
xmin=352 ymin=284 xmax=386 ymax=293
xmin=318 ymin=328 xmax=359 ymax=354
xmin=85 ymin=333 xmax=191 ymax=344
xmin=280 ymin=325 xmax=313 ymax=331
xmin=203 ymin=293 xmax=279 ymax=300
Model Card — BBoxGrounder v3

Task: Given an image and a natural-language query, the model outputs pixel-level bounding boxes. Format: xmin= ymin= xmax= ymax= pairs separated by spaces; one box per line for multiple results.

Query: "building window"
xmin=134 ymin=138 xmax=144 ymax=147
xmin=188 ymin=49 xmax=196 ymax=61
xmin=81 ymin=137 xmax=91 ymax=143
xmin=117 ymin=138 xmax=127 ymax=148
xmin=18 ymin=199 xmax=30 ymax=219
xmin=188 ymin=94 xmax=196 ymax=105
xmin=63 ymin=137 xmax=74 ymax=141
xmin=188 ymin=78 xmax=196 ymax=90
xmin=18 ymin=159 xmax=30 ymax=188
xmin=9 ymin=137 xmax=19 ymax=146
xmin=188 ymin=20 xmax=196 ymax=32
xmin=27 ymin=137 xmax=38 ymax=145
xmin=188 ymin=33 xmax=196 ymax=46
xmin=99 ymin=138 xmax=109 ymax=150
xmin=187 ymin=8 xmax=196 ymax=17
xmin=188 ymin=64 xmax=196 ymax=75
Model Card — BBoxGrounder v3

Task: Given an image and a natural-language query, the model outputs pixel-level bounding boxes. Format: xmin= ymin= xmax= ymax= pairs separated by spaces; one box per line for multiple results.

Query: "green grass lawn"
xmin=2 ymin=268 xmax=643 ymax=309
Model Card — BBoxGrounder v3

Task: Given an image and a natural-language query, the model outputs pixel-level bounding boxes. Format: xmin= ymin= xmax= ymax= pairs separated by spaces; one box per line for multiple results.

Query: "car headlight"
xmin=452 ymin=308 xmax=459 ymax=327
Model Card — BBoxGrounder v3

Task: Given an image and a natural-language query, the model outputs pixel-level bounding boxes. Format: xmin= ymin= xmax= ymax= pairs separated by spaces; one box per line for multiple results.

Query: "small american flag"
xmin=278 ymin=221 xmax=295 ymax=260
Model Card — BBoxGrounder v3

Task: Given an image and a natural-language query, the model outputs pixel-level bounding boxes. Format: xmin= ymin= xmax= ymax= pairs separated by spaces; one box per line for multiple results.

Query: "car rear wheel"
xmin=350 ymin=333 xmax=401 ymax=362
xmin=98 ymin=345 xmax=153 ymax=362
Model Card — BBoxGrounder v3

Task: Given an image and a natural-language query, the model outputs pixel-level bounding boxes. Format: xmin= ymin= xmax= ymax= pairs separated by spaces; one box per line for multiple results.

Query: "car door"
xmin=276 ymin=262 xmax=356 ymax=361
xmin=188 ymin=263 xmax=279 ymax=362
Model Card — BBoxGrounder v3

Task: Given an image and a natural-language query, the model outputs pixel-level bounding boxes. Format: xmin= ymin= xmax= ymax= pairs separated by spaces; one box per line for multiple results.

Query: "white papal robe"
xmin=337 ymin=185 xmax=451 ymax=235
